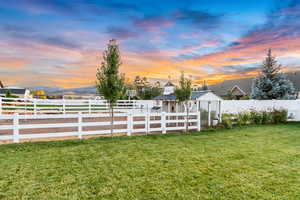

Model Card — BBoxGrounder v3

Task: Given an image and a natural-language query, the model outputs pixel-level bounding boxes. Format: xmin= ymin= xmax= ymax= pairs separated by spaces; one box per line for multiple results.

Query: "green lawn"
xmin=1 ymin=123 xmax=300 ymax=200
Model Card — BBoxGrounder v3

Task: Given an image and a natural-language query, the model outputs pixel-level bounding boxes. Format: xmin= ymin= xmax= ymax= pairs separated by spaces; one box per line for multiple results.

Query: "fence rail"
xmin=0 ymin=97 xmax=155 ymax=115
xmin=0 ymin=111 xmax=201 ymax=143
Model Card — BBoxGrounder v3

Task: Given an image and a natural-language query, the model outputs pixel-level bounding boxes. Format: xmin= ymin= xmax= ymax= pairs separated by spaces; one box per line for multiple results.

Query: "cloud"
xmin=2 ymin=24 xmax=81 ymax=50
xmin=8 ymin=0 xmax=78 ymax=15
xmin=133 ymin=15 xmax=173 ymax=32
xmin=106 ymin=26 xmax=139 ymax=40
xmin=173 ymin=9 xmax=223 ymax=29
xmin=3 ymin=0 xmax=139 ymax=19
xmin=2 ymin=24 xmax=35 ymax=33
xmin=178 ymin=1 xmax=300 ymax=73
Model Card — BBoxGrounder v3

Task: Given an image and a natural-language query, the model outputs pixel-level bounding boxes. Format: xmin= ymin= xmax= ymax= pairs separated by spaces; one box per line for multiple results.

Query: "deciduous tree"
xmin=175 ymin=72 xmax=192 ymax=132
xmin=96 ymin=39 xmax=125 ymax=135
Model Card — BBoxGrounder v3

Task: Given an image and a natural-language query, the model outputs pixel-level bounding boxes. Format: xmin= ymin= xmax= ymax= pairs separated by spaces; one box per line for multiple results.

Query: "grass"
xmin=1 ymin=123 xmax=300 ymax=199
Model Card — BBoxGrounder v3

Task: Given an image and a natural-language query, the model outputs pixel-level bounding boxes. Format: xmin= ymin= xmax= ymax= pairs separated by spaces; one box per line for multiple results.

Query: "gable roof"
xmin=164 ymin=81 xmax=175 ymax=87
xmin=209 ymin=78 xmax=253 ymax=96
xmin=154 ymin=90 xmax=220 ymax=100
xmin=231 ymin=85 xmax=246 ymax=96
xmin=191 ymin=91 xmax=211 ymax=99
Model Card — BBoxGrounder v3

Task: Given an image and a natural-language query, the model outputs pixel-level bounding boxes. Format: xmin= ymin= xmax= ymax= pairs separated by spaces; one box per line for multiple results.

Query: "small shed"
xmin=153 ymin=81 xmax=222 ymax=113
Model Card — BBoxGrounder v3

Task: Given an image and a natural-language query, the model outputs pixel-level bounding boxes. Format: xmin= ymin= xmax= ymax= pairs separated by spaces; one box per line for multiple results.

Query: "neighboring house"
xmin=0 ymin=87 xmax=32 ymax=99
xmin=230 ymin=85 xmax=247 ymax=99
xmin=209 ymin=71 xmax=300 ymax=99
xmin=154 ymin=82 xmax=222 ymax=112
xmin=209 ymin=78 xmax=252 ymax=99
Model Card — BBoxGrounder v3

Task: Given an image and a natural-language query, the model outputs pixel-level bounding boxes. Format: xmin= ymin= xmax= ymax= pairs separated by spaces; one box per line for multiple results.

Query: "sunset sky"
xmin=1 ymin=0 xmax=300 ymax=88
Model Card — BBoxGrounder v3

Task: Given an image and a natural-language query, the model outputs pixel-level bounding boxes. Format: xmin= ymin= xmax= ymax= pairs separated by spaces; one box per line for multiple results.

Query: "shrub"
xmin=236 ymin=112 xmax=251 ymax=126
xmin=222 ymin=113 xmax=234 ymax=129
xmin=250 ymin=110 xmax=263 ymax=124
xmin=272 ymin=109 xmax=288 ymax=123
xmin=261 ymin=111 xmax=273 ymax=124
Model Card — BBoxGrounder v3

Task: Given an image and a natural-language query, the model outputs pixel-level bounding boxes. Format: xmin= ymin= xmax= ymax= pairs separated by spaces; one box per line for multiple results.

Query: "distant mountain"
xmin=209 ymin=71 xmax=300 ymax=96
xmin=27 ymin=86 xmax=97 ymax=95
xmin=63 ymin=86 xmax=97 ymax=95
xmin=27 ymin=86 xmax=64 ymax=94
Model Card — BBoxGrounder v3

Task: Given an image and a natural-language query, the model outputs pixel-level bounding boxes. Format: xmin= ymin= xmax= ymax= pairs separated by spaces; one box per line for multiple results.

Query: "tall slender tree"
xmin=96 ymin=39 xmax=125 ymax=135
xmin=251 ymin=49 xmax=295 ymax=99
xmin=202 ymin=80 xmax=209 ymax=90
xmin=175 ymin=72 xmax=192 ymax=132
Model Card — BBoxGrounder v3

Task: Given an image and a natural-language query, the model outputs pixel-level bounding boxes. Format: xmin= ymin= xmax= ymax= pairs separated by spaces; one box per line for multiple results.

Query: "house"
xmin=0 ymin=87 xmax=32 ymax=99
xmin=229 ymin=85 xmax=248 ymax=99
xmin=154 ymin=81 xmax=222 ymax=112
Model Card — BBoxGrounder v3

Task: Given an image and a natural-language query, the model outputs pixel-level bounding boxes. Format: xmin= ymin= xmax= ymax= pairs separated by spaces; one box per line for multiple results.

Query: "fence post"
xmin=33 ymin=99 xmax=37 ymax=115
xmin=78 ymin=112 xmax=83 ymax=139
xmin=0 ymin=98 xmax=2 ymax=115
xmin=127 ymin=111 xmax=133 ymax=136
xmin=208 ymin=101 xmax=211 ymax=127
xmin=63 ymin=99 xmax=66 ymax=114
xmin=89 ymin=99 xmax=92 ymax=114
xmin=146 ymin=112 xmax=150 ymax=135
xmin=13 ymin=113 xmax=19 ymax=143
xmin=197 ymin=111 xmax=201 ymax=132
xmin=218 ymin=100 xmax=222 ymax=123
xmin=162 ymin=112 xmax=166 ymax=134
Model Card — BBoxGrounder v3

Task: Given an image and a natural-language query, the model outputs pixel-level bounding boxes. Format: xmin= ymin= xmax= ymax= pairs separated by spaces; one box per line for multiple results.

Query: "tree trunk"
xmin=111 ymin=106 xmax=114 ymax=136
xmin=186 ymin=100 xmax=189 ymax=133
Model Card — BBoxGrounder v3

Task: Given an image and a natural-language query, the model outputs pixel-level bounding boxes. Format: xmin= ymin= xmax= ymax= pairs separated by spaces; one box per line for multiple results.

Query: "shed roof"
xmin=154 ymin=90 xmax=217 ymax=100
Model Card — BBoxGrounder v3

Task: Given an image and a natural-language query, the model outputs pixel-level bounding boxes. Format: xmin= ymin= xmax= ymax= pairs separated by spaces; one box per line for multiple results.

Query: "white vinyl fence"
xmin=0 ymin=97 xmax=155 ymax=115
xmin=0 ymin=111 xmax=201 ymax=143
xmin=221 ymin=100 xmax=300 ymax=121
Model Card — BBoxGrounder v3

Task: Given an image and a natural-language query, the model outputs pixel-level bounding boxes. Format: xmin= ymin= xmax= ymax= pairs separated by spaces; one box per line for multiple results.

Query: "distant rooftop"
xmin=164 ymin=81 xmax=175 ymax=87
xmin=0 ymin=88 xmax=26 ymax=94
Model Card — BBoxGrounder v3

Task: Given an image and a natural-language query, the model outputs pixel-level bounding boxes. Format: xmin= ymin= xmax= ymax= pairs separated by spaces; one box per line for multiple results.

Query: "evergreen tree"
xmin=96 ymin=39 xmax=125 ymax=135
xmin=251 ymin=49 xmax=296 ymax=100
xmin=175 ymin=72 xmax=192 ymax=132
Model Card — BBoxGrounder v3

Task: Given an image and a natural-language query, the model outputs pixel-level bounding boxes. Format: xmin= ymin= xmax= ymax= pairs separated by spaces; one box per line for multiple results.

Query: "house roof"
xmin=0 ymin=88 xmax=26 ymax=95
xmin=209 ymin=78 xmax=253 ymax=96
xmin=164 ymin=81 xmax=175 ymax=87
xmin=231 ymin=85 xmax=246 ymax=96
xmin=154 ymin=90 xmax=217 ymax=100
xmin=154 ymin=93 xmax=176 ymax=100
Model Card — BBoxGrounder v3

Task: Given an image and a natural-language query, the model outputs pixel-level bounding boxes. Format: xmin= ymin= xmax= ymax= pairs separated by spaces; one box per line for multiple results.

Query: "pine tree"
xmin=175 ymin=72 xmax=192 ymax=132
xmin=96 ymin=39 xmax=125 ymax=135
xmin=251 ymin=49 xmax=296 ymax=100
